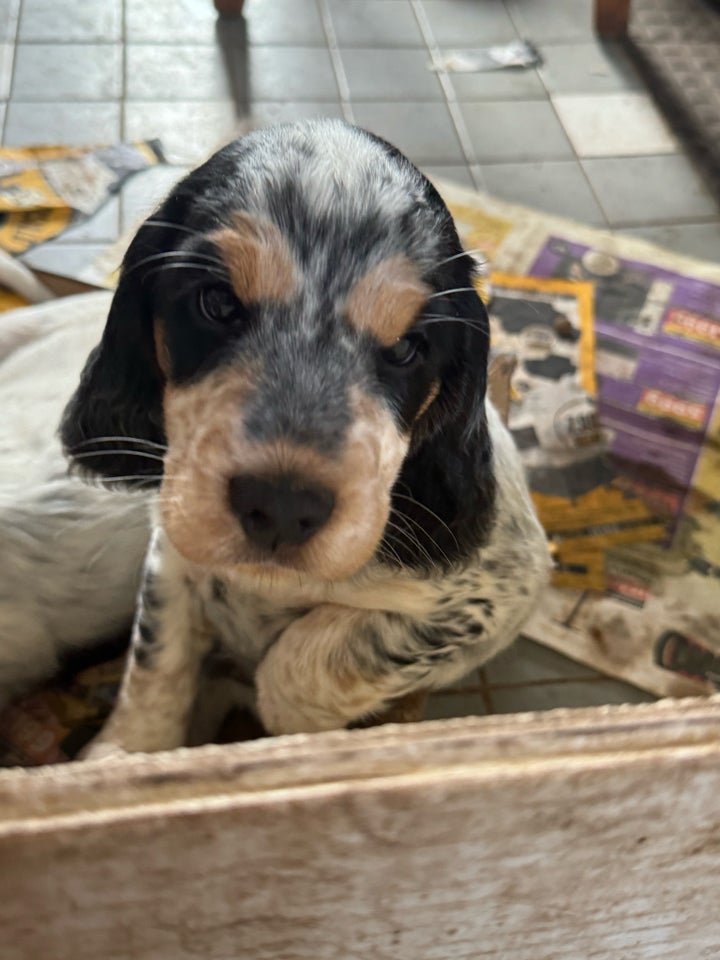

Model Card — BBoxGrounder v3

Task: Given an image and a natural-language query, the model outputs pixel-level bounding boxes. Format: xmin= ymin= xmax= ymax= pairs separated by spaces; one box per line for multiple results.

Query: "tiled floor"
xmin=2 ymin=0 xmax=717 ymax=717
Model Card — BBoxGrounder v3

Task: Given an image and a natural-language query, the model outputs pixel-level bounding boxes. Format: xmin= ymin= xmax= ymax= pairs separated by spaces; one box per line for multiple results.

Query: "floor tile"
xmin=340 ymin=48 xmax=443 ymax=101
xmin=618 ymin=221 xmax=720 ymax=263
xmin=12 ymin=43 xmax=122 ymax=101
xmin=329 ymin=1 xmax=424 ymax=47
xmin=424 ymin=691 xmax=488 ymax=720
xmin=539 ymin=41 xmax=643 ymax=95
xmin=251 ymin=101 xmax=344 ymax=126
xmin=0 ymin=0 xmax=20 ymax=43
xmin=479 ymin=159 xmax=607 ymax=225
xmin=4 ymin=101 xmax=121 ymax=145
xmin=58 ymin=196 xmax=120 ymax=243
xmin=127 ymin=0 xmax=325 ymax=45
xmin=0 ymin=42 xmax=12 ymax=98
xmin=18 ymin=0 xmax=122 ymax=43
xmin=490 ymin=678 xmax=655 ymax=714
xmin=505 ymin=0 xmax=596 ymax=43
xmin=552 ymin=93 xmax=679 ymax=157
xmin=459 ymin=100 xmax=574 ymax=162
xmin=20 ymin=242 xmax=111 ymax=278
xmin=126 ymin=0 xmax=220 ymax=43
xmin=446 ymin=64 xmax=546 ymax=102
xmin=123 ymin=101 xmax=239 ymax=165
xmin=485 ymin=636 xmax=602 ymax=686
xmin=420 ymin=0 xmax=518 ymax=46
xmin=421 ymin=164 xmax=475 ymax=189
xmin=126 ymin=45 xmax=234 ymax=101
xmin=582 ymin=154 xmax=717 ymax=225
xmin=248 ymin=46 xmax=338 ymax=100
xmin=244 ymin=0 xmax=326 ymax=45
xmin=352 ymin=101 xmax=465 ymax=164
xmin=120 ymin=165 xmax=192 ymax=233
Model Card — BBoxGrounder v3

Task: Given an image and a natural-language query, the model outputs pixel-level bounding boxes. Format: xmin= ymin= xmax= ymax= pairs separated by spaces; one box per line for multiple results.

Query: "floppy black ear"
xmin=60 ymin=220 xmax=172 ymax=486
xmin=388 ymin=270 xmax=496 ymax=570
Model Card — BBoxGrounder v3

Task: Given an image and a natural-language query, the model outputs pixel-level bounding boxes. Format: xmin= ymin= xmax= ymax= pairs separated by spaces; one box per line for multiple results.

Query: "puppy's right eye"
xmin=198 ymin=285 xmax=241 ymax=325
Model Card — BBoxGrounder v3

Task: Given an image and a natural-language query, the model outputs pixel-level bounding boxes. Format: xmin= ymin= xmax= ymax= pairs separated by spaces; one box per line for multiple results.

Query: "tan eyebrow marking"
xmin=212 ymin=212 xmax=298 ymax=304
xmin=345 ymin=255 xmax=430 ymax=347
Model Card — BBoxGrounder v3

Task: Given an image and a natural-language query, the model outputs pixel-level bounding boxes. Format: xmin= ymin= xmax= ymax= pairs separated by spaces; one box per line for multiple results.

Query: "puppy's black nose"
xmin=228 ymin=474 xmax=335 ymax=550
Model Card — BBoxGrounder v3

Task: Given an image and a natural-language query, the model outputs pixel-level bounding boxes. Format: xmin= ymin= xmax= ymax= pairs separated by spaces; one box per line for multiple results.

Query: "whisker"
xmin=395 ymin=511 xmax=451 ymax=569
xmin=427 ymin=287 xmax=477 ymax=300
xmin=123 ymin=249 xmax=228 ymax=279
xmin=384 ymin=515 xmax=437 ymax=570
xmin=418 ymin=315 xmax=490 ymax=336
xmin=144 ymin=219 xmax=204 ymax=237
xmin=96 ymin=475 xmax=164 ymax=485
xmin=142 ymin=263 xmax=230 ymax=283
xmin=70 ymin=436 xmax=168 ymax=452
xmin=72 ymin=449 xmax=166 ymax=463
xmin=392 ymin=492 xmax=460 ymax=551
xmin=434 ymin=247 xmax=489 ymax=269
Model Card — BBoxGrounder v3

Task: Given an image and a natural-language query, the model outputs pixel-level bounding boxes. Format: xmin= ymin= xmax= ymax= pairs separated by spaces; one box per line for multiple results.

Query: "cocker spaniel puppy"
xmin=3 ymin=120 xmax=549 ymax=756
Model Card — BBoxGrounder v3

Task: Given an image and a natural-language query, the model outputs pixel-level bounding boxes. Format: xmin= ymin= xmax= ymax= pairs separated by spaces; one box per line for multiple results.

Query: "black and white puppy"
xmin=2 ymin=120 xmax=549 ymax=756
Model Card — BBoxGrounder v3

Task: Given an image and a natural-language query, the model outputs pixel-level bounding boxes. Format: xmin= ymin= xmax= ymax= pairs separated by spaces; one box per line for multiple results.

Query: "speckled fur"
xmin=0 ymin=121 xmax=550 ymax=752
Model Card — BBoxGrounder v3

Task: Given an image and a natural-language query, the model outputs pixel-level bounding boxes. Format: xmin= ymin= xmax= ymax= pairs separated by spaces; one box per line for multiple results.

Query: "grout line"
xmin=503 ymin=0 xmax=613 ymax=229
xmin=4 ymin=0 xmax=22 ymax=124
xmin=469 ymin=163 xmax=487 ymax=192
xmin=612 ymin=216 xmax=720 ymax=229
xmin=120 ymin=0 xmax=127 ymax=139
xmin=409 ymin=0 xmax=479 ymax=171
xmin=316 ymin=0 xmax=353 ymax=123
xmin=478 ymin=668 xmax=496 ymax=715
xmin=486 ymin=675 xmax=624 ymax=692
xmin=428 ymin=684 xmax=487 ymax=697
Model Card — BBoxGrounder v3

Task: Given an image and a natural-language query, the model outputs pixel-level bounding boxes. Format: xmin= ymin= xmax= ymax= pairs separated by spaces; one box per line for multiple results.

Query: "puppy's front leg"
xmin=83 ymin=534 xmax=210 ymax=759
xmin=256 ymin=604 xmax=424 ymax=735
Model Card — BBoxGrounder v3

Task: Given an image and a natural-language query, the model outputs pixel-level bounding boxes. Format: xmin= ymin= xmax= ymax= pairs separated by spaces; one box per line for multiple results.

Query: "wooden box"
xmin=1 ymin=695 xmax=719 ymax=959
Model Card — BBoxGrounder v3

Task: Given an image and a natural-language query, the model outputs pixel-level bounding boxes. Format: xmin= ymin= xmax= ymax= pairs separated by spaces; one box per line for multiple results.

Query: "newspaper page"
xmin=0 ymin=141 xmax=164 ymax=256
xmin=438 ymin=180 xmax=720 ymax=699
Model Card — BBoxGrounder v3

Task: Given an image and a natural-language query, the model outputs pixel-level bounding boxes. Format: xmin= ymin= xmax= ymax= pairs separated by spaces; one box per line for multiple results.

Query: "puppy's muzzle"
xmin=228 ymin=473 xmax=336 ymax=550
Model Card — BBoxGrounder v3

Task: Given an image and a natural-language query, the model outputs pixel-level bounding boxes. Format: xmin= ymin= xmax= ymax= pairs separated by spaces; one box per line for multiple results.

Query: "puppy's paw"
xmin=255 ymin=659 xmax=344 ymax=736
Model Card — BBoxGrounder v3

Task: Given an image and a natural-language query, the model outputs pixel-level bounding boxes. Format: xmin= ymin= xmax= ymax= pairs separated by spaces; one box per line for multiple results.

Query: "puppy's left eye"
xmin=198 ymin=285 xmax=241 ymax=325
xmin=382 ymin=334 xmax=424 ymax=367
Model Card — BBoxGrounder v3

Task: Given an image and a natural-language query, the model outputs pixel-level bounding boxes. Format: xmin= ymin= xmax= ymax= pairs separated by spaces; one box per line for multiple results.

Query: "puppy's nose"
xmin=228 ymin=474 xmax=335 ymax=549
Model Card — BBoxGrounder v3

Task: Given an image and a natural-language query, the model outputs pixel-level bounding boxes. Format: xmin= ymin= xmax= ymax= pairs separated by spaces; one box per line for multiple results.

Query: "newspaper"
xmin=487 ymin=271 xmax=666 ymax=595
xmin=439 ymin=181 xmax=720 ymax=699
xmin=0 ymin=141 xmax=164 ymax=256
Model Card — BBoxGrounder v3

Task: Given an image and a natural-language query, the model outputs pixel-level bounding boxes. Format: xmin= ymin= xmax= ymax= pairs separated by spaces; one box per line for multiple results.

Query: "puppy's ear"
xmin=60 ymin=221 xmax=170 ymax=486
xmin=390 ymin=277 xmax=496 ymax=569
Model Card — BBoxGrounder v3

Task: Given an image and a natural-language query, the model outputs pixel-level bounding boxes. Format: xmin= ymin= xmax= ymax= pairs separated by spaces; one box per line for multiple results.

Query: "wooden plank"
xmin=1 ymin=700 xmax=720 ymax=959
xmin=595 ymin=0 xmax=632 ymax=38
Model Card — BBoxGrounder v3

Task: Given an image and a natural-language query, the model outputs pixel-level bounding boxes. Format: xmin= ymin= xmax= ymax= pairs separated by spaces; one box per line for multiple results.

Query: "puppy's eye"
xmin=382 ymin=334 xmax=424 ymax=367
xmin=198 ymin=285 xmax=241 ymax=325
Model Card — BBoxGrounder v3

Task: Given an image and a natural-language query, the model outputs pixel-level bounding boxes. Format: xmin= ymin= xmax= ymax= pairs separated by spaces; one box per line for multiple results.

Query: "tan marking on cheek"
xmin=159 ymin=365 xmax=258 ymax=566
xmin=212 ymin=212 xmax=298 ymax=304
xmin=153 ymin=318 xmax=171 ymax=378
xmin=415 ymin=378 xmax=441 ymax=422
xmin=345 ymin=255 xmax=430 ymax=347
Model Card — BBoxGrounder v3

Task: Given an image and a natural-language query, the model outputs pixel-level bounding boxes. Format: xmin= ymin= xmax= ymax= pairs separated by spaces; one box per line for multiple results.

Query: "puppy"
xmin=3 ymin=120 xmax=549 ymax=755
